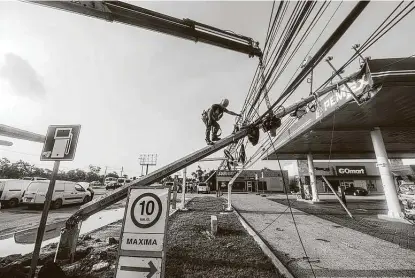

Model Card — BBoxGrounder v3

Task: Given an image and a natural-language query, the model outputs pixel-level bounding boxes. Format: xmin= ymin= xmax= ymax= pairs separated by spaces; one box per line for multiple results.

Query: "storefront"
xmin=296 ymin=161 xmax=383 ymax=193
xmin=215 ymin=168 xmax=289 ymax=193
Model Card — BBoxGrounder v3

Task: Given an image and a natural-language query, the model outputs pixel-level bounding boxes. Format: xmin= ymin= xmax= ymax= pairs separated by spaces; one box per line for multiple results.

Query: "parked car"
xmin=197 ymin=182 xmax=210 ymax=194
xmin=22 ymin=180 xmax=92 ymax=209
xmin=0 ymin=179 xmax=31 ymax=208
xmin=90 ymin=181 xmax=102 ymax=187
xmin=344 ymin=186 xmax=368 ymax=196
xmin=116 ymin=178 xmax=132 ymax=188
xmin=78 ymin=182 xmax=95 ymax=199
xmin=105 ymin=177 xmax=118 ymax=190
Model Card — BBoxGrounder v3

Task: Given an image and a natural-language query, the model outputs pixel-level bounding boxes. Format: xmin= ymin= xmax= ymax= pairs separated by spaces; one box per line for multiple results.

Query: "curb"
xmin=233 ymin=207 xmax=295 ymax=278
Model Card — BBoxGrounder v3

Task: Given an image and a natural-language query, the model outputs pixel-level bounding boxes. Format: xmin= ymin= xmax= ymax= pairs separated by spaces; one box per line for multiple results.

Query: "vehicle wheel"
xmin=52 ymin=199 xmax=63 ymax=209
xmin=8 ymin=198 xmax=19 ymax=208
xmin=83 ymin=196 xmax=91 ymax=204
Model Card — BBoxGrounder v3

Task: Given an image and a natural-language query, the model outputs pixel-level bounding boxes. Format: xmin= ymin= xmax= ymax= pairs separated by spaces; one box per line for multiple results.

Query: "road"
xmin=0 ymin=187 xmax=123 ymax=239
xmin=0 ymin=187 xmax=204 ymax=240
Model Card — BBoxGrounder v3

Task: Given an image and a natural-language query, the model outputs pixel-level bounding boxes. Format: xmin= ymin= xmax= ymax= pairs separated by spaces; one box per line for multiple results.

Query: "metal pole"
xmin=146 ymin=164 xmax=149 ymax=175
xmin=172 ymin=175 xmax=178 ymax=210
xmin=180 ymin=168 xmax=187 ymax=210
xmin=321 ymin=176 xmax=353 ymax=219
xmin=28 ymin=160 xmax=60 ymax=278
xmin=225 ymin=169 xmax=244 ymax=211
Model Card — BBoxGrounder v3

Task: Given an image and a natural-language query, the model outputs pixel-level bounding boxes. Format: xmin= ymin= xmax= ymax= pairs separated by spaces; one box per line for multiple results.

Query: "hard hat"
xmin=221 ymin=98 xmax=229 ymax=107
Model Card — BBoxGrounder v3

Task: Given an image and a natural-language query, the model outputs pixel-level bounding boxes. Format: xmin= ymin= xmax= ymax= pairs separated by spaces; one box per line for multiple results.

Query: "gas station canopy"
xmin=265 ymin=57 xmax=415 ymax=160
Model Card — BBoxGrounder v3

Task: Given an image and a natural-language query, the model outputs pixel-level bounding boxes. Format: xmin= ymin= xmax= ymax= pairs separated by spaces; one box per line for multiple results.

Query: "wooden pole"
xmin=28 ymin=160 xmax=60 ymax=278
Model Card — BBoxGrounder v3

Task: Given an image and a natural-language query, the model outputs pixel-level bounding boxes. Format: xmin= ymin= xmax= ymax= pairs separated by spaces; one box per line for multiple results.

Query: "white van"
xmin=22 ymin=180 xmax=92 ymax=209
xmin=0 ymin=179 xmax=31 ymax=208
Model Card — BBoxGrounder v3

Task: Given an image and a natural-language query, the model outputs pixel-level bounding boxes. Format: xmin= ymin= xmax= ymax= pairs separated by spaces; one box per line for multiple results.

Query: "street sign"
xmin=117 ymin=256 xmax=161 ymax=278
xmin=115 ymin=186 xmax=170 ymax=278
xmin=40 ymin=125 xmax=81 ymax=161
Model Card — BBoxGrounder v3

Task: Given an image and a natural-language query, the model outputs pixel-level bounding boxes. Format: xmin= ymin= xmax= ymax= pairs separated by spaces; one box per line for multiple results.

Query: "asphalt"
xmin=231 ymin=193 xmax=415 ymax=278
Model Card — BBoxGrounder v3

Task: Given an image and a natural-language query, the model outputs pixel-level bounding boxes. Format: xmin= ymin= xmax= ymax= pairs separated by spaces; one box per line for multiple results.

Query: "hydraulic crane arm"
xmin=25 ymin=1 xmax=263 ymax=58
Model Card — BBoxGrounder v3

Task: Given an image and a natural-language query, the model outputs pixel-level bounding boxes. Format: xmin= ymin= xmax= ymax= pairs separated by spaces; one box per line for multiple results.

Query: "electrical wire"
xmin=266 ymin=131 xmax=317 ymax=277
xmin=313 ymin=1 xmax=414 ymax=95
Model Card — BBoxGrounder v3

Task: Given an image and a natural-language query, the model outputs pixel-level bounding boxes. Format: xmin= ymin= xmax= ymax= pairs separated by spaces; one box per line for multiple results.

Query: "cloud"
xmin=0 ymin=53 xmax=46 ymax=99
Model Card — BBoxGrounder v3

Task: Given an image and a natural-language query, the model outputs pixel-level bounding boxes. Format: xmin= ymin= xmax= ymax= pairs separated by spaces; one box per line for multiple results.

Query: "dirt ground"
xmin=0 ymin=196 xmax=280 ymax=278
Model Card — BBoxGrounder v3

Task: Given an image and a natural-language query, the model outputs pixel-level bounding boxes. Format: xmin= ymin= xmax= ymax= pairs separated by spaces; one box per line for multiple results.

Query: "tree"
xmin=106 ymin=172 xmax=119 ymax=179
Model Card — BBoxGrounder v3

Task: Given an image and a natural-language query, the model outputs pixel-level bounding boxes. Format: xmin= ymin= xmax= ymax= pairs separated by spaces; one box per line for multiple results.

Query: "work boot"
xmin=212 ymin=136 xmax=221 ymax=141
xmin=206 ymin=139 xmax=214 ymax=145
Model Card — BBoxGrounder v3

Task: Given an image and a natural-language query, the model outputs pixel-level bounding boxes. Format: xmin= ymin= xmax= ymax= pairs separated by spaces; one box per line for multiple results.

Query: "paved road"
xmin=0 ymin=187 xmax=114 ymax=239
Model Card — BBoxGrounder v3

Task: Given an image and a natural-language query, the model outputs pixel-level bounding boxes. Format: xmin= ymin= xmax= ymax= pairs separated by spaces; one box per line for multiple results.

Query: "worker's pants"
xmin=202 ymin=115 xmax=220 ymax=141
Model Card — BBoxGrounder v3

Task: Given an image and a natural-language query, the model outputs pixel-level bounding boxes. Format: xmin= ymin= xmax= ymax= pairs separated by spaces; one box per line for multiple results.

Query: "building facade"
xmin=215 ymin=168 xmax=289 ymax=192
xmin=296 ymin=161 xmax=384 ymax=193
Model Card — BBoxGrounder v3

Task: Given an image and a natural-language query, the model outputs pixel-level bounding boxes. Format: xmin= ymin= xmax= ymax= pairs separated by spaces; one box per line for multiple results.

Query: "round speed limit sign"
xmin=130 ymin=193 xmax=163 ymax=228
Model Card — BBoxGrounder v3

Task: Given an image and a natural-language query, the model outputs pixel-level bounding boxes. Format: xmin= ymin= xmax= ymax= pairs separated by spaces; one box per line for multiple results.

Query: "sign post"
xmin=180 ymin=168 xmax=188 ymax=211
xmin=115 ymin=186 xmax=170 ymax=278
xmin=172 ymin=175 xmax=178 ymax=210
xmin=28 ymin=125 xmax=81 ymax=278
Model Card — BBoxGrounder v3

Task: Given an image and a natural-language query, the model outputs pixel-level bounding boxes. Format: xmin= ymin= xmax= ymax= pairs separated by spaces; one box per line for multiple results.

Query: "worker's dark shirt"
xmin=209 ymin=104 xmax=227 ymax=121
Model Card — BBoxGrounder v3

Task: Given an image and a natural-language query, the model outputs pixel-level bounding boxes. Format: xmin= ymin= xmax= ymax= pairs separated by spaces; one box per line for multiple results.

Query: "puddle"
xmin=0 ymin=207 xmax=125 ymax=257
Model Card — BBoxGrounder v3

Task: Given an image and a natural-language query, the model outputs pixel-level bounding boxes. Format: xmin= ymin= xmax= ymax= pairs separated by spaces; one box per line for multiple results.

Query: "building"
xmin=215 ymin=168 xmax=289 ymax=192
xmin=294 ymin=161 xmax=384 ymax=193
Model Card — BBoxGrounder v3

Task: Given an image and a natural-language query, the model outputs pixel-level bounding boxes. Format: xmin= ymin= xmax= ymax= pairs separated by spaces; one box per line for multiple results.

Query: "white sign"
xmin=117 ymin=256 xmax=161 ymax=278
xmin=123 ymin=188 xmax=169 ymax=234
xmin=121 ymin=233 xmax=164 ymax=252
xmin=115 ymin=186 xmax=170 ymax=278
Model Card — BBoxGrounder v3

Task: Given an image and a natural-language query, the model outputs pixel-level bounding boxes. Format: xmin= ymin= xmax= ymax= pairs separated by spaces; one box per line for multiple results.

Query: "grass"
xmin=165 ymin=197 xmax=280 ymax=278
xmin=0 ymin=197 xmax=281 ymax=278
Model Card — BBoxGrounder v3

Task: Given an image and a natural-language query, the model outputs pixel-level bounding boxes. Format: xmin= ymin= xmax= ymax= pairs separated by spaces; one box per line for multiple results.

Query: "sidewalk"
xmin=231 ymin=194 xmax=415 ymax=278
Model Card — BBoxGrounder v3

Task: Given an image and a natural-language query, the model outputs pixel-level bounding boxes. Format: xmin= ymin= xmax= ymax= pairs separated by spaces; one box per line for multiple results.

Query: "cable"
xmin=313 ymin=1 xmax=414 ymax=95
xmin=266 ymin=131 xmax=317 ymax=277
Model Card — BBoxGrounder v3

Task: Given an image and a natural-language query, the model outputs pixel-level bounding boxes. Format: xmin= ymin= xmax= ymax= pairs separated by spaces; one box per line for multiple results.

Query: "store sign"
xmin=336 ymin=166 xmax=366 ymax=176
xmin=217 ymin=171 xmax=238 ymax=177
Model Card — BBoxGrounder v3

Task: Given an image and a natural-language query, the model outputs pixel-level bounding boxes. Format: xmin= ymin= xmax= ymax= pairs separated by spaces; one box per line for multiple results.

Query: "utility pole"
xmin=120 ymin=166 xmax=123 ymax=177
xmin=103 ymin=166 xmax=107 ymax=185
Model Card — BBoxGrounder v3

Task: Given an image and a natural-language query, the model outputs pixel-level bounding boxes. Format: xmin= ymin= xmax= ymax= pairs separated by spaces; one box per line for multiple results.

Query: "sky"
xmin=0 ymin=1 xmax=414 ymax=178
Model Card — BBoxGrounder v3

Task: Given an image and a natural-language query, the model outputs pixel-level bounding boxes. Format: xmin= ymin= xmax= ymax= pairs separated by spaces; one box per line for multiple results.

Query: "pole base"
xmin=377 ymin=213 xmax=412 ymax=224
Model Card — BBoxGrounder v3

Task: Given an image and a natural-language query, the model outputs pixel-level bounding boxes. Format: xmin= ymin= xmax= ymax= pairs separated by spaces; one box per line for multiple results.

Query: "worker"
xmin=202 ymin=99 xmax=241 ymax=145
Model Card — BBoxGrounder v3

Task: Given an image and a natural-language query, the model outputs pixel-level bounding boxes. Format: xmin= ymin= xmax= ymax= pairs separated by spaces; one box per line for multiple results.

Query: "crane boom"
xmin=24 ymin=0 xmax=263 ymax=58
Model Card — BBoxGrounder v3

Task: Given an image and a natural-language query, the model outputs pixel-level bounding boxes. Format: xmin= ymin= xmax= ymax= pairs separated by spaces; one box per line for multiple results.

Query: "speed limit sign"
xmin=130 ymin=193 xmax=163 ymax=228
xmin=123 ymin=187 xmax=170 ymax=234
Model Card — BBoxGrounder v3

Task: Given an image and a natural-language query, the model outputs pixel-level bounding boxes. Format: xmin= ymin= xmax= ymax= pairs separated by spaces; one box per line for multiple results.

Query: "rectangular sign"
xmin=336 ymin=166 xmax=367 ymax=176
xmin=272 ymin=75 xmax=370 ymax=151
xmin=40 ymin=125 xmax=81 ymax=161
xmin=117 ymin=256 xmax=161 ymax=278
xmin=121 ymin=233 xmax=164 ymax=252
xmin=123 ymin=188 xmax=169 ymax=234
xmin=115 ymin=186 xmax=170 ymax=278
xmin=217 ymin=170 xmax=238 ymax=177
